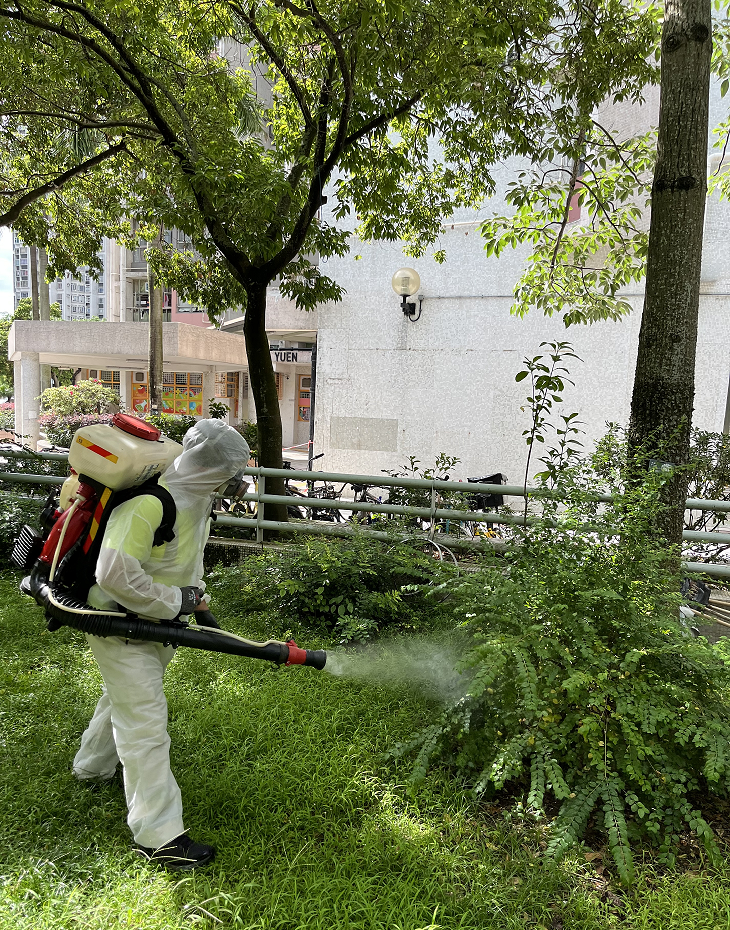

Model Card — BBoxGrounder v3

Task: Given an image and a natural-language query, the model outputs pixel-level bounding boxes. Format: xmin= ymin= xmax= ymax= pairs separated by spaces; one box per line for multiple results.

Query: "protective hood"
xmin=162 ymin=418 xmax=250 ymax=509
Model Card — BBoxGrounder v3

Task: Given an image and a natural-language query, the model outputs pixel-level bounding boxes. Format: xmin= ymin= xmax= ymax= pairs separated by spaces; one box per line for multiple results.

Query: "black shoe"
xmin=138 ymin=832 xmax=216 ymax=871
xmin=73 ymin=768 xmax=122 ymax=791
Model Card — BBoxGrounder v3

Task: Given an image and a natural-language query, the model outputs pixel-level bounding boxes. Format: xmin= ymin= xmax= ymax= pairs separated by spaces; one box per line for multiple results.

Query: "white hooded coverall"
xmin=72 ymin=419 xmax=250 ymax=849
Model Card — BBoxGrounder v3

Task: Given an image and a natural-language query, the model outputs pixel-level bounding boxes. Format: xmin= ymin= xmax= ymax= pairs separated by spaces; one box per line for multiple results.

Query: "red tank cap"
xmin=111 ymin=413 xmax=161 ymax=442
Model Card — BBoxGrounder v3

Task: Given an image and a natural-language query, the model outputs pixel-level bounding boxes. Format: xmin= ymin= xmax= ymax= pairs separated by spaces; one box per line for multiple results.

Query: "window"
xmin=132 ymin=280 xmax=171 ymax=321
xmin=131 ymin=371 xmax=204 ymax=415
xmin=177 ymin=299 xmax=204 ymax=314
xmin=95 ymin=370 xmax=121 ymax=395
xmin=215 ymin=371 xmax=238 ymax=398
xmin=298 ymin=374 xmax=311 ymax=421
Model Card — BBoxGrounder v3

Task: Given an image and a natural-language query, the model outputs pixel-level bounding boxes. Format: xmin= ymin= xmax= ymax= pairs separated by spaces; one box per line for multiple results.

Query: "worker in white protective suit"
xmin=72 ymin=419 xmax=250 ymax=870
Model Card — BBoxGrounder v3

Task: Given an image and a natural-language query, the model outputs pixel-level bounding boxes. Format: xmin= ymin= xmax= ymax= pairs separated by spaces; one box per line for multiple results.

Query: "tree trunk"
xmin=38 ymin=247 xmax=52 ymax=392
xmin=147 ymin=240 xmax=164 ymax=415
xmin=29 ymin=246 xmax=40 ymax=321
xmin=38 ymin=248 xmax=50 ymax=321
xmin=243 ymin=281 xmax=288 ymax=525
xmin=627 ymin=0 xmax=712 ymax=546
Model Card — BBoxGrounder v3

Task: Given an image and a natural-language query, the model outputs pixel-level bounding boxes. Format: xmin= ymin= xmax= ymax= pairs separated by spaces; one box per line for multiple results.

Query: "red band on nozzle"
xmin=285 ymin=639 xmax=307 ymax=665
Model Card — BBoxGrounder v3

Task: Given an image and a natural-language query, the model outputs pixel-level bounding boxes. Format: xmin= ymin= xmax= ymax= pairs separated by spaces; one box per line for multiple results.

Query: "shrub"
xmin=0 ymin=403 xmax=14 ymax=432
xmin=596 ymin=424 xmax=730 ymax=565
xmin=205 ymin=553 xmax=281 ymax=616
xmin=144 ymin=412 xmax=196 ymax=445
xmin=207 ymin=399 xmax=229 ymax=420
xmin=382 ymin=453 xmax=468 ymax=531
xmin=235 ymin=420 xmax=258 ymax=459
xmin=394 ymin=458 xmax=730 ymax=885
xmin=205 ymin=534 xmax=455 ymax=643
xmin=38 ymin=412 xmax=115 ymax=449
xmin=275 ymin=535 xmax=457 ymax=642
xmin=40 ymin=379 xmax=120 ymax=417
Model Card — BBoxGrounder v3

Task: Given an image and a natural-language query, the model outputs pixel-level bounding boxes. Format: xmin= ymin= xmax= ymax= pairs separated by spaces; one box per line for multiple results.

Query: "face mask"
xmin=217 ymin=469 xmax=248 ymax=500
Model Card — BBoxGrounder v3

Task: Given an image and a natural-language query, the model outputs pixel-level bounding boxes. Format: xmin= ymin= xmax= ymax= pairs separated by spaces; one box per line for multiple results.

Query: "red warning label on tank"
xmin=75 ymin=435 xmax=119 ymax=464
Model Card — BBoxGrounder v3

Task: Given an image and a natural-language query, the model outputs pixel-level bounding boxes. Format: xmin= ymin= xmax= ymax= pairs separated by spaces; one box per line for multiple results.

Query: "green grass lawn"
xmin=1 ymin=570 xmax=730 ymax=930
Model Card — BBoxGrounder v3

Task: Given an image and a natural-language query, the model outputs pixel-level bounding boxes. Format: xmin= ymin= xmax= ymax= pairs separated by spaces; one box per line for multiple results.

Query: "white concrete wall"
xmin=306 ymin=82 xmax=730 ymax=483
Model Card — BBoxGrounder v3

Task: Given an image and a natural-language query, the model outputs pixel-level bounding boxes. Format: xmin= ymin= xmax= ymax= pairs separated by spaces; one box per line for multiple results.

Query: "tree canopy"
xmin=0 ymin=0 xmax=657 ymax=305
xmin=0 ymin=0 xmax=659 ymax=496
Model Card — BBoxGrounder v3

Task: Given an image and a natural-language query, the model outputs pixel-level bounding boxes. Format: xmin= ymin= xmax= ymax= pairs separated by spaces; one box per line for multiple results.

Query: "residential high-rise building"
xmin=13 ymin=230 xmax=107 ymax=320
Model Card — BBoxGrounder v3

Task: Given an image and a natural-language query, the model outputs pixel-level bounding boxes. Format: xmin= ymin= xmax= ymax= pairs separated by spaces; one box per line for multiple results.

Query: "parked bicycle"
xmin=347 ymin=482 xmax=386 ymax=525
xmin=462 ymin=472 xmax=508 ymax=539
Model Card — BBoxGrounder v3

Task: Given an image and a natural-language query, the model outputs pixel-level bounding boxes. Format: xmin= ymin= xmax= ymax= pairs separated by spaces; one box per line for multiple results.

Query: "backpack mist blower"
xmin=13 ymin=414 xmax=327 ymax=672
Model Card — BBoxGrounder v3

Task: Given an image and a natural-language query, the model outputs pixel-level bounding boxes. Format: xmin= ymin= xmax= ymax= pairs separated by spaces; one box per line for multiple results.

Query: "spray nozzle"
xmin=285 ymin=639 xmax=327 ymax=670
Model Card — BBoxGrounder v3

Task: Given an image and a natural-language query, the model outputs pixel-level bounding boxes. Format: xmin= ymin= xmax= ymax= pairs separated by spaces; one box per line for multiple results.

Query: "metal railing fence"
xmin=1 ymin=450 xmax=729 ymax=578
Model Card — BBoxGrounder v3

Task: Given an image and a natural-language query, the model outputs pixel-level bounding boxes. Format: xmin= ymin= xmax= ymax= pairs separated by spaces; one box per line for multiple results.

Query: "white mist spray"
xmin=324 ymin=639 xmax=469 ymax=703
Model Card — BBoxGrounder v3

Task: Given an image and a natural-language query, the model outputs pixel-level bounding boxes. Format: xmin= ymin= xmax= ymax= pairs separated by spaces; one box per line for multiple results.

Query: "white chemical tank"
xmin=68 ymin=413 xmax=183 ymax=490
xmin=58 ymin=471 xmax=80 ymax=511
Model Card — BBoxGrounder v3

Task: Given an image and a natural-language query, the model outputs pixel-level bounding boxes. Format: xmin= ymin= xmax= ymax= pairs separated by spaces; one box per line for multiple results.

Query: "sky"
xmin=0 ymin=228 xmax=13 ymax=316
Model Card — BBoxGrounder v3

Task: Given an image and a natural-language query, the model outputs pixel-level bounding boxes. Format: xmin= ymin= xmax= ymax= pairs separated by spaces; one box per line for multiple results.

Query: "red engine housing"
xmin=38 ymin=483 xmax=96 ymax=566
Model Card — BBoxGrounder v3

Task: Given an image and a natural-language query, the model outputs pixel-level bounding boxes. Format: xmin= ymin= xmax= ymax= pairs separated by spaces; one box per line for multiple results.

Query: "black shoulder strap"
xmin=54 ymin=476 xmax=176 ymax=601
xmin=113 ymin=477 xmax=177 ymax=547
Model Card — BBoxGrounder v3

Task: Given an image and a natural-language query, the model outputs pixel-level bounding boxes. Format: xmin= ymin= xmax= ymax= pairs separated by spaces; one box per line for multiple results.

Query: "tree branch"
xmin=0 ymin=142 xmax=127 ymax=227
xmin=0 ymin=3 xmax=250 ymax=274
xmin=342 ymin=92 xmax=424 ymax=150
xmin=48 ymin=0 xmax=197 ymax=151
xmin=263 ymin=56 xmax=335 ymax=243
xmin=230 ymin=1 xmax=313 ymax=128
xmin=0 ymin=6 xmax=176 ymax=144
xmin=549 ymin=135 xmax=585 ymax=274
xmin=277 ymin=0 xmax=353 ymax=177
xmin=591 ymin=119 xmax=644 ymax=185
xmin=279 ymin=0 xmax=351 ymax=104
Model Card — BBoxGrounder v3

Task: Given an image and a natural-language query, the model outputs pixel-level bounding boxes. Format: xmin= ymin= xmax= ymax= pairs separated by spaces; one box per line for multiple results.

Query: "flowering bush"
xmin=38 ymin=412 xmax=115 ymax=449
xmin=40 ymin=380 xmax=120 ymax=417
xmin=37 ymin=410 xmax=197 ymax=449
xmin=0 ymin=402 xmax=14 ymax=432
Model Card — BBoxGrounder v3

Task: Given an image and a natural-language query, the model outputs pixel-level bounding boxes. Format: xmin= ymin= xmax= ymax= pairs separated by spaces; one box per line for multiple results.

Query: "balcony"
xmin=130 ymin=309 xmax=172 ymax=322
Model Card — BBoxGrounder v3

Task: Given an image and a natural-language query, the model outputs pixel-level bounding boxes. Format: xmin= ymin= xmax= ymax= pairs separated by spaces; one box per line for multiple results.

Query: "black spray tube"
xmin=24 ymin=566 xmax=327 ymax=670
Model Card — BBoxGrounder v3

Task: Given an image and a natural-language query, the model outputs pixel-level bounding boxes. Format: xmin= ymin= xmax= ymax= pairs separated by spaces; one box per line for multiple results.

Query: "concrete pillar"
xmin=202 ymin=369 xmax=215 ymax=417
xmin=120 ymin=370 xmax=132 ymax=412
xmin=281 ymin=371 xmax=295 ymax=449
xmin=16 ymin=352 xmax=41 ymax=448
xmin=13 ymin=360 xmax=22 ymax=437
xmin=106 ymin=239 xmax=121 ymax=323
xmin=119 ymin=248 xmax=128 ymax=322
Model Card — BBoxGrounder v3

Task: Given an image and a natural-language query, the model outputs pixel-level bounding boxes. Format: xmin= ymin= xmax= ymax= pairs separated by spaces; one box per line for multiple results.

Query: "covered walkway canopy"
xmin=9 ymin=320 xmax=248 ymax=444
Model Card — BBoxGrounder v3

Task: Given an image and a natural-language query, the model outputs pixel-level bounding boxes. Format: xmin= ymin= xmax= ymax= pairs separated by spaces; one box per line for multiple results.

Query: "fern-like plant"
xmin=393 ymin=454 xmax=730 ymax=885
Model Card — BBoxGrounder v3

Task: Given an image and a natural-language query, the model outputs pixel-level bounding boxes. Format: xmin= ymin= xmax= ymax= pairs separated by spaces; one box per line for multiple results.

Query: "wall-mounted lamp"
xmin=391 ymin=268 xmax=423 ymax=322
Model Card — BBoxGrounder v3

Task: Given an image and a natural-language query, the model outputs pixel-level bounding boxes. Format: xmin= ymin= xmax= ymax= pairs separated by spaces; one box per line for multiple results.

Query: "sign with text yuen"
xmin=270 ymin=348 xmax=313 ymax=366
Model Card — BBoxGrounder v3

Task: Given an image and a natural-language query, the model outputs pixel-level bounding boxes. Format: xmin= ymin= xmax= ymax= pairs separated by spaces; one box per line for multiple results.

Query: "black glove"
xmin=178 ymin=586 xmax=203 ymax=616
xmin=195 ymin=609 xmax=221 ymax=630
